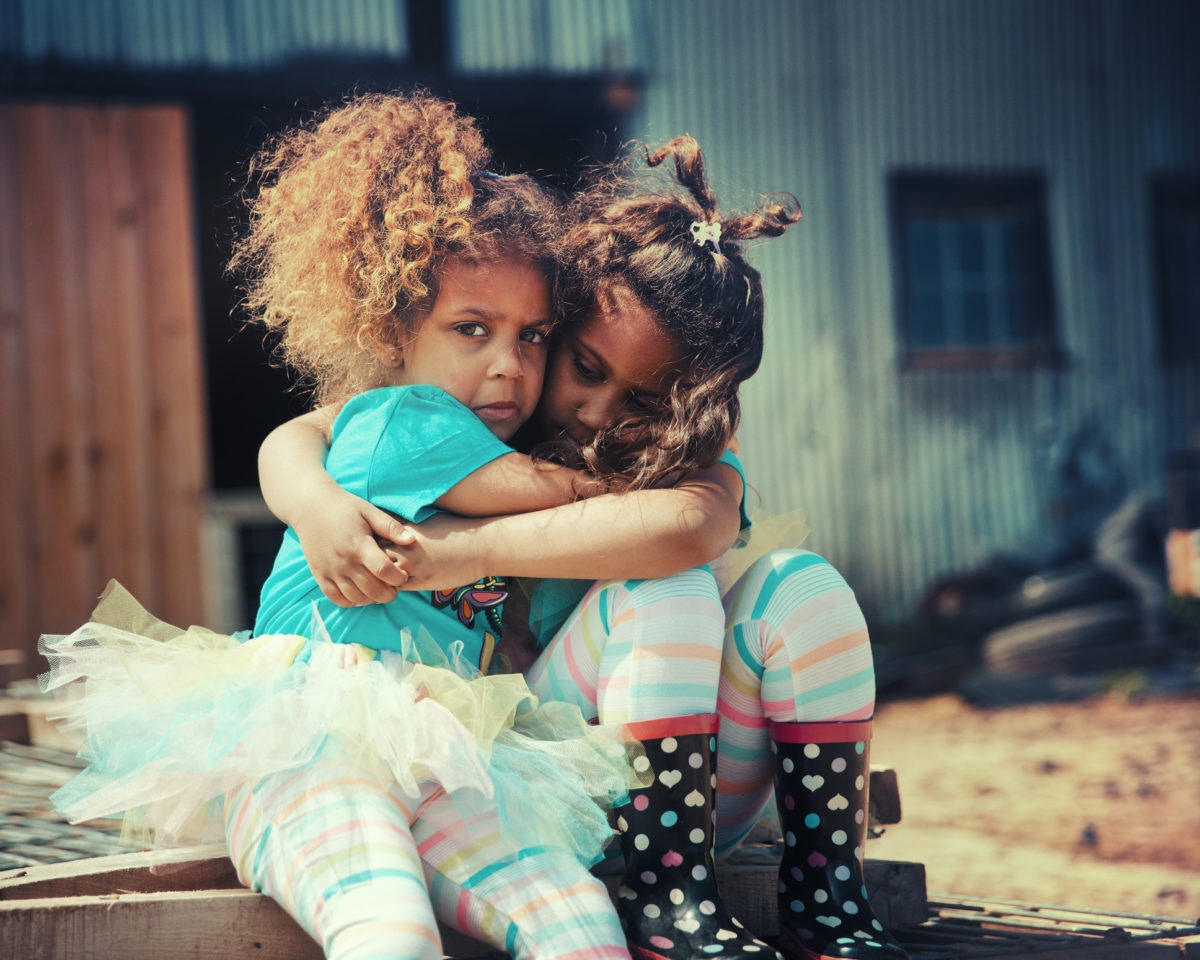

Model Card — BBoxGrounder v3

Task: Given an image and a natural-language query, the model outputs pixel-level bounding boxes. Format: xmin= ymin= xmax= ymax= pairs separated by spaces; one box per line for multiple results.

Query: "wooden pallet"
xmin=0 ymin=692 xmax=925 ymax=958
xmin=0 ymin=843 xmax=927 ymax=960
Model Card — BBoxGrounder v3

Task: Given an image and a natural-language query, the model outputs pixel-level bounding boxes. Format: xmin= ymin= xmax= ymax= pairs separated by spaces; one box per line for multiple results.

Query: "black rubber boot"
xmin=617 ymin=714 xmax=784 ymax=960
xmin=770 ymin=720 xmax=911 ymax=960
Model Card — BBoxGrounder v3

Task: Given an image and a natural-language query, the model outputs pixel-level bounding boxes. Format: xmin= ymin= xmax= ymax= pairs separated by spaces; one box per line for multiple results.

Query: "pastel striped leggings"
xmin=222 ymin=551 xmax=873 ymax=959
xmin=224 ymin=744 xmax=628 ymax=960
xmin=527 ymin=550 xmax=877 ymax=858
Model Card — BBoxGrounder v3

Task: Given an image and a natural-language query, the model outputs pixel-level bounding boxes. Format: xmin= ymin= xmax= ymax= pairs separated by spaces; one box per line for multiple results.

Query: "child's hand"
xmin=292 ymin=492 xmax=416 ymax=606
xmin=376 ymin=513 xmax=487 ymax=592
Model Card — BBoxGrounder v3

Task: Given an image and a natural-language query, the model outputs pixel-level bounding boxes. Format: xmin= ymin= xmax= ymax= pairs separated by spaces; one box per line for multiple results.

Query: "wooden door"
xmin=0 ymin=103 xmax=209 ymax=680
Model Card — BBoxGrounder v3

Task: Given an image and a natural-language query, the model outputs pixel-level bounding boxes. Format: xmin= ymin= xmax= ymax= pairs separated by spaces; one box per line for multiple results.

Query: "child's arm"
xmin=381 ymin=462 xmax=744 ymax=590
xmin=434 ymin=454 xmax=599 ymax=517
xmin=259 ymin=408 xmax=603 ymax=603
xmin=259 ymin=409 xmax=414 ymax=605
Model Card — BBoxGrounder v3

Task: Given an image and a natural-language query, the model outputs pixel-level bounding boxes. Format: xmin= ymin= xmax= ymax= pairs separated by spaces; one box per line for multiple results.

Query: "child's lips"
xmin=476 ymin=401 xmax=520 ymax=422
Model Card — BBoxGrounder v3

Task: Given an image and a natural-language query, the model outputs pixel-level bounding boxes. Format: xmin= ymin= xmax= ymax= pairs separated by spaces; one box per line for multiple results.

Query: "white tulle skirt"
xmin=39 ymin=581 xmax=639 ymax=866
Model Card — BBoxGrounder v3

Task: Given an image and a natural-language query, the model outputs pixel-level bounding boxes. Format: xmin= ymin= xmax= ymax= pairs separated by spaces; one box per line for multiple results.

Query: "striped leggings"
xmin=527 ymin=549 xmax=876 ymax=857
xmin=224 ymin=744 xmax=628 ymax=960
xmin=223 ymin=550 xmax=873 ymax=958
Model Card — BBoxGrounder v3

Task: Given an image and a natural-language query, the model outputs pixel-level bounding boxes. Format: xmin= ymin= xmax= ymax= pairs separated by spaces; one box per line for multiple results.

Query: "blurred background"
xmin=1 ymin=0 xmax=1198 ymax=701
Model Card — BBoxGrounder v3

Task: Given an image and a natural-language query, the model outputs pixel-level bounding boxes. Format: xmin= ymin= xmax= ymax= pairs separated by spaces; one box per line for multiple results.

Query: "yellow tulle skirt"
xmin=39 ymin=581 xmax=641 ymax=865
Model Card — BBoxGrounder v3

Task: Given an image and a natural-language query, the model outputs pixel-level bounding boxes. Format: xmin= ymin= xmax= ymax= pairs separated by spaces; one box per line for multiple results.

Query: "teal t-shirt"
xmin=254 ymin=386 xmax=514 ymax=669
xmin=526 ymin=449 xmax=751 ymax=648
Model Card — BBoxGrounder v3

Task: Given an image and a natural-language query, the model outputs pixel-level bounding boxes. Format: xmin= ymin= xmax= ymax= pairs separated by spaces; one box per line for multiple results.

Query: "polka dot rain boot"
xmin=770 ymin=720 xmax=910 ymax=960
xmin=618 ymin=714 xmax=784 ymax=960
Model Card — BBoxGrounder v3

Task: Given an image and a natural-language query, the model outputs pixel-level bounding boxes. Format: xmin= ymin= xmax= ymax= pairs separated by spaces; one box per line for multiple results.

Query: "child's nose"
xmin=488 ymin=342 xmax=524 ymax=379
xmin=575 ymin=392 xmax=621 ymax=432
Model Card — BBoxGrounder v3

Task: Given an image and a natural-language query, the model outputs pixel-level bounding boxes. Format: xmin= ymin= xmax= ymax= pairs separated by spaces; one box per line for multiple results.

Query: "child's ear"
xmin=370 ymin=337 xmax=404 ymax=369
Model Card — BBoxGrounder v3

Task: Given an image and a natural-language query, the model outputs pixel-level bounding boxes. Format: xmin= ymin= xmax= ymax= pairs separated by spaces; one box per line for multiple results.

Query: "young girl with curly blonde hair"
xmin=41 ymin=91 xmax=647 ymax=960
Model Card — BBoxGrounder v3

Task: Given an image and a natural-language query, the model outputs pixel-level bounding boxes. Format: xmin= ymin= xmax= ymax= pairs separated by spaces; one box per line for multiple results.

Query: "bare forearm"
xmin=478 ymin=491 xmax=735 ymax=578
xmin=405 ymin=475 xmax=742 ymax=588
xmin=435 ymin=453 xmax=589 ymax=516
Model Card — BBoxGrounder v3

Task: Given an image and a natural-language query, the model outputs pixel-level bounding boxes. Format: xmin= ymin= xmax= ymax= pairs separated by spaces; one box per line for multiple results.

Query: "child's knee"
xmin=626 ymin=565 xmax=723 ymax=609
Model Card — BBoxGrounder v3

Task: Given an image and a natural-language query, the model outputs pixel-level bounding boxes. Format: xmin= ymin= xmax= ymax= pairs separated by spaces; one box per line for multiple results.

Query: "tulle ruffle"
xmin=39 ymin=581 xmax=640 ymax=866
xmin=710 ymin=507 xmax=810 ymax=596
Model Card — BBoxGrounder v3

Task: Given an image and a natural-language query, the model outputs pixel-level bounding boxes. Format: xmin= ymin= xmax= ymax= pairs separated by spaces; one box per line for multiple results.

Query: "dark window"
xmin=1154 ymin=177 xmax=1200 ymax=361
xmin=890 ymin=173 xmax=1059 ymax=368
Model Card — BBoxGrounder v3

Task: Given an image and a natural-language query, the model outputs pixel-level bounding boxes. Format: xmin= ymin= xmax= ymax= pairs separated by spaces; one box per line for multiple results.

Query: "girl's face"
xmin=538 ymin=284 xmax=683 ymax=446
xmin=386 ymin=256 xmax=552 ymax=441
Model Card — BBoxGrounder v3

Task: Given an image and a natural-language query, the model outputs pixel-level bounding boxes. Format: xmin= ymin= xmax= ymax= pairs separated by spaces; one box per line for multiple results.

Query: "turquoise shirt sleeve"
xmin=719 ymin=448 xmax=752 ymax=532
xmin=327 ymin=385 xmax=514 ymax=522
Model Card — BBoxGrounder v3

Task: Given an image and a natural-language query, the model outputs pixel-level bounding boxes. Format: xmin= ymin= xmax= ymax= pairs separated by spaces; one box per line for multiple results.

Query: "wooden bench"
xmin=0 ymin=767 xmax=923 ymax=959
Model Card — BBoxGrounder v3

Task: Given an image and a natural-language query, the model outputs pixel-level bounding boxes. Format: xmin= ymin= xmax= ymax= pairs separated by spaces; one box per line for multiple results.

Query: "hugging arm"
xmin=259 ymin=408 xmax=412 ymax=606
xmin=387 ymin=463 xmax=744 ymax=590
xmin=259 ymin=409 xmax=603 ymax=603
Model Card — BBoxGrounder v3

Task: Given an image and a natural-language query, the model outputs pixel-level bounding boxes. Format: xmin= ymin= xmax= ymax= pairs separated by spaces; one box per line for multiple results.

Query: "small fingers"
xmin=316 ymin=576 xmax=367 ymax=607
xmin=353 ymin=570 xmax=399 ymax=605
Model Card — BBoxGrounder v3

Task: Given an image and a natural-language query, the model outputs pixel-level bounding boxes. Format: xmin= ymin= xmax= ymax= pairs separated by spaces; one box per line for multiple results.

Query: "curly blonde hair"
xmin=229 ymin=90 xmax=563 ymax=405
xmin=547 ymin=136 xmax=803 ymax=488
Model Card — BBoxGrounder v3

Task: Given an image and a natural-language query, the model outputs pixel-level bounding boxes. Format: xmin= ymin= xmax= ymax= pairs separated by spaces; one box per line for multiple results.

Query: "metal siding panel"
xmin=450 ymin=0 xmax=645 ymax=73
xmin=8 ymin=0 xmax=409 ymax=68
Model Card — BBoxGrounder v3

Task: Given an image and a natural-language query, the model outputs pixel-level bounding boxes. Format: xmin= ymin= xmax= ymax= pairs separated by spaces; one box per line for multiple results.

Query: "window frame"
xmin=889 ymin=171 xmax=1061 ymax=370
xmin=1152 ymin=175 xmax=1200 ymax=364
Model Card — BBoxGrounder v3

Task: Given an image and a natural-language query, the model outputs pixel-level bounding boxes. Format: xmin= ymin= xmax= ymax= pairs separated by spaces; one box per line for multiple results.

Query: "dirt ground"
xmin=867 ymin=689 xmax=1200 ymax=922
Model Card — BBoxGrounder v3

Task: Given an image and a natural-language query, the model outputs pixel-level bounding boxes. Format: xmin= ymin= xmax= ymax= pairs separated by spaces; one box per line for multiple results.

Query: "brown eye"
xmin=573 ymin=354 xmax=602 ymax=382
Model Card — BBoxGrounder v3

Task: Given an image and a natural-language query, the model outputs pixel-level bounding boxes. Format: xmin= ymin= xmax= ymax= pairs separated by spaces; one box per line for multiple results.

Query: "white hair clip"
xmin=690 ymin=219 xmax=722 ymax=252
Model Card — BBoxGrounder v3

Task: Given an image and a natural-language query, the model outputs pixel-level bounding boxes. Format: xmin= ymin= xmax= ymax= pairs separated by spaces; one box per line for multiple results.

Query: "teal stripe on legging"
xmin=323 ymin=865 xmax=426 ymax=899
xmin=749 ymin=552 xmax=828 ymax=620
xmin=461 ymin=846 xmax=556 ymax=890
xmin=801 ymin=666 xmax=876 ymax=704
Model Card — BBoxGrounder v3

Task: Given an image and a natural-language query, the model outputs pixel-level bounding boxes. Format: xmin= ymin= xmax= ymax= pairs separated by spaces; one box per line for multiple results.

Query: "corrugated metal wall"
xmin=453 ymin=0 xmax=1199 ymax=624
xmin=451 ymin=0 xmax=648 ymax=73
xmin=0 ymin=0 xmax=409 ymax=66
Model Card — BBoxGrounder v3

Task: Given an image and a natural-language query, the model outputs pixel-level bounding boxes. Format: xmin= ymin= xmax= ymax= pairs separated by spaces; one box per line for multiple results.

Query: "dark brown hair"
xmin=229 ymin=90 xmax=564 ymax=405
xmin=552 ymin=136 xmax=802 ymax=488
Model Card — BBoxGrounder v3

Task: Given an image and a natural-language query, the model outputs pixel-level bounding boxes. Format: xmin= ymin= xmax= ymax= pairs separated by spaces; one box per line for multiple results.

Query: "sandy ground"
xmin=867 ymin=690 xmax=1200 ymax=922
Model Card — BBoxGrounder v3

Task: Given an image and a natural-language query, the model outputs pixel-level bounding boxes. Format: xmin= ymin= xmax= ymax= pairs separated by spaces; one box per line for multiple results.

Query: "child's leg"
xmin=524 ymin=568 xmax=781 ymax=960
xmin=414 ymin=789 xmax=629 ymax=960
xmin=525 ymin=566 xmax=725 ymax=723
xmin=714 ymin=549 xmax=876 ymax=856
xmin=224 ymin=758 xmax=440 ymax=960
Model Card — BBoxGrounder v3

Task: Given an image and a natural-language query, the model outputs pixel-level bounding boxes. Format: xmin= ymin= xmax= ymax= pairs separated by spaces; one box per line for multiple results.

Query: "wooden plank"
xmin=133 ymin=106 xmax=210 ymax=629
xmin=14 ymin=105 xmax=84 ymax=637
xmin=0 ymin=845 xmax=236 ymax=900
xmin=0 ymin=889 xmax=325 ymax=960
xmin=1 ymin=845 xmax=927 ymax=954
xmin=84 ymin=106 xmax=156 ymax=604
xmin=58 ymin=107 xmax=105 ymax=611
xmin=0 ymin=106 xmax=35 ymax=670
xmin=0 ymin=849 xmax=517 ymax=959
xmin=0 ymin=102 xmax=210 ymax=669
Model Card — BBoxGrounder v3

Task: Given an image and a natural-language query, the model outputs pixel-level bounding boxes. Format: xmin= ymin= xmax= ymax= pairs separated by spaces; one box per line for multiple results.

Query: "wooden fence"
xmin=0 ymin=103 xmax=210 ymax=680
